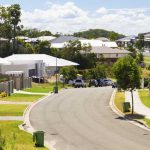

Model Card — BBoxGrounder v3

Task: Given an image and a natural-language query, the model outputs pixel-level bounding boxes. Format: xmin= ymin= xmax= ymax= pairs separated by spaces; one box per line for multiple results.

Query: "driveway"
xmin=30 ymin=87 xmax=150 ymax=150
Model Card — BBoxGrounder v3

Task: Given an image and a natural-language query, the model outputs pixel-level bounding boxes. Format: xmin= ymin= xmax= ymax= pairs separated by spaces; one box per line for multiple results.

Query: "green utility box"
xmin=122 ymin=102 xmax=131 ymax=113
xmin=53 ymin=86 xmax=58 ymax=94
xmin=33 ymin=131 xmax=44 ymax=147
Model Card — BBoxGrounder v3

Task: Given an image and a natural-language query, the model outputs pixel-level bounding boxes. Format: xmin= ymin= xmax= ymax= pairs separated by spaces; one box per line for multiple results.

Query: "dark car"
xmin=74 ymin=79 xmax=86 ymax=88
xmin=89 ymin=79 xmax=98 ymax=87
xmin=112 ymin=82 xmax=117 ymax=88
xmin=97 ymin=79 xmax=112 ymax=86
xmin=103 ymin=79 xmax=113 ymax=86
xmin=97 ymin=79 xmax=104 ymax=87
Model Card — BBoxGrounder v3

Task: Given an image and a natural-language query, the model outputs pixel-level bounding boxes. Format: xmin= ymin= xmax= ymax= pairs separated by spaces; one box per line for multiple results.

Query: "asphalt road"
xmin=30 ymin=87 xmax=150 ymax=150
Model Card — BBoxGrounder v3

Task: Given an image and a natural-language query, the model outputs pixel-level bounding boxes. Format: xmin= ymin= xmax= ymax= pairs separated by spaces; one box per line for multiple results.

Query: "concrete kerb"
xmin=109 ymin=89 xmax=150 ymax=132
xmin=19 ymin=92 xmax=55 ymax=150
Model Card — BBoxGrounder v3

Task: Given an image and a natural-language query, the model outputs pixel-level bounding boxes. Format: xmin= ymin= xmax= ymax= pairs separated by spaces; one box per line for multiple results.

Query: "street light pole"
xmin=56 ymin=55 xmax=58 ymax=87
xmin=54 ymin=49 xmax=58 ymax=93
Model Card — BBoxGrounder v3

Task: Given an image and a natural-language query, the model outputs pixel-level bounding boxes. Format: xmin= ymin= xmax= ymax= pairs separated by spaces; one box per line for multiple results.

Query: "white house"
xmin=3 ymin=54 xmax=79 ymax=77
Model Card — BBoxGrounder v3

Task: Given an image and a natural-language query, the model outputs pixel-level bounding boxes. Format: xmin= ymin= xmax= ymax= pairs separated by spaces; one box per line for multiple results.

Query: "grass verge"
xmin=138 ymin=89 xmax=150 ymax=108
xmin=0 ymin=121 xmax=48 ymax=150
xmin=24 ymin=82 xmax=67 ymax=93
xmin=114 ymin=90 xmax=150 ymax=127
xmin=114 ymin=91 xmax=125 ymax=113
xmin=144 ymin=57 xmax=150 ymax=62
xmin=0 ymin=104 xmax=28 ymax=116
xmin=0 ymin=93 xmax=44 ymax=102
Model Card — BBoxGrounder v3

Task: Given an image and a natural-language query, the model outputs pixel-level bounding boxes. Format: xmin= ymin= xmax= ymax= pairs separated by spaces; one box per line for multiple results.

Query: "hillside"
xmin=73 ymin=29 xmax=125 ymax=40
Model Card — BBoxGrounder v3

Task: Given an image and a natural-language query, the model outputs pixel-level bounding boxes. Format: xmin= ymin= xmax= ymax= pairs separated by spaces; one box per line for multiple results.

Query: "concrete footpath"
xmin=14 ymin=90 xmax=49 ymax=95
xmin=125 ymin=90 xmax=150 ymax=119
xmin=0 ymin=116 xmax=23 ymax=121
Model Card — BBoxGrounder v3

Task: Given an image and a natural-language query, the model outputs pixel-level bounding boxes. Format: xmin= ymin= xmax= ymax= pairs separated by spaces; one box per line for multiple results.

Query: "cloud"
xmin=21 ymin=2 xmax=150 ymax=35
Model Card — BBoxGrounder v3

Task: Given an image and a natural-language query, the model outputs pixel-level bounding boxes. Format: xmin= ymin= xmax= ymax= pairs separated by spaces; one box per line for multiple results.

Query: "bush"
xmin=0 ymin=92 xmax=7 ymax=98
xmin=60 ymin=66 xmax=78 ymax=82
xmin=0 ymin=130 xmax=5 ymax=150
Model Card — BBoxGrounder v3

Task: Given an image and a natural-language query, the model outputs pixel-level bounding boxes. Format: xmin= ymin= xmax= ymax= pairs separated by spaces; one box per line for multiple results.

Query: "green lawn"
xmin=144 ymin=57 xmax=150 ymax=62
xmin=24 ymin=82 xmax=66 ymax=93
xmin=0 ymin=105 xmax=28 ymax=116
xmin=114 ymin=91 xmax=125 ymax=113
xmin=0 ymin=75 xmax=8 ymax=82
xmin=0 ymin=121 xmax=48 ymax=150
xmin=0 ymin=93 xmax=44 ymax=102
xmin=138 ymin=90 xmax=150 ymax=108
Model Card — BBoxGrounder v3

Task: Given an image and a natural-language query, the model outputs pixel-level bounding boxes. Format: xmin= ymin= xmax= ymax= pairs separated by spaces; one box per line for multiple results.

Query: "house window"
xmin=116 ymin=54 xmax=118 ymax=57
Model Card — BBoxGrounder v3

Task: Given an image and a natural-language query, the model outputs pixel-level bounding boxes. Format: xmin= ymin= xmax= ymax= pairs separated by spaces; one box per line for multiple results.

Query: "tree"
xmin=109 ymin=31 xmax=118 ymax=41
xmin=0 ymin=4 xmax=21 ymax=55
xmin=113 ymin=56 xmax=141 ymax=114
xmin=35 ymin=41 xmax=51 ymax=54
xmin=127 ymin=45 xmax=136 ymax=58
xmin=60 ymin=66 xmax=78 ymax=82
xmin=60 ymin=40 xmax=96 ymax=69
xmin=8 ymin=4 xmax=21 ymax=53
xmin=135 ymin=35 xmax=144 ymax=52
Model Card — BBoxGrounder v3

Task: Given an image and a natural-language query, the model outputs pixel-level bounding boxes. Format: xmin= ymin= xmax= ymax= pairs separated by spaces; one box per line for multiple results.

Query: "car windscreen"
xmin=76 ymin=80 xmax=82 ymax=82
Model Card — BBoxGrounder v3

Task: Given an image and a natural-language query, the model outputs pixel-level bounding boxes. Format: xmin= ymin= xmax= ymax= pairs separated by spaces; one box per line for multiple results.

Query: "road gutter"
xmin=19 ymin=92 xmax=56 ymax=150
xmin=109 ymin=89 xmax=150 ymax=132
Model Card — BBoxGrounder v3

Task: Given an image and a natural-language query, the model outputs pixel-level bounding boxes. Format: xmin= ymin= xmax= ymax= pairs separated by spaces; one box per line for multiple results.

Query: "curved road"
xmin=30 ymin=87 xmax=150 ymax=150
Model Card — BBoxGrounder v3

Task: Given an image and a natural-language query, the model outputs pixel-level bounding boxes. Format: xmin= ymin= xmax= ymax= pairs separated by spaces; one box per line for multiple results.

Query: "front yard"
xmin=0 ymin=121 xmax=48 ymax=150
xmin=0 ymin=86 xmax=49 ymax=149
xmin=24 ymin=82 xmax=67 ymax=93
xmin=0 ymin=93 xmax=44 ymax=102
xmin=138 ymin=89 xmax=150 ymax=108
xmin=114 ymin=91 xmax=125 ymax=113
xmin=0 ymin=104 xmax=27 ymax=116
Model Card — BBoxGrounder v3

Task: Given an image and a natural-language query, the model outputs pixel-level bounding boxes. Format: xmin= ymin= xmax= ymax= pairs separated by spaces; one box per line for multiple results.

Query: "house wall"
xmin=97 ymin=53 xmax=129 ymax=59
xmin=1 ymin=64 xmax=32 ymax=77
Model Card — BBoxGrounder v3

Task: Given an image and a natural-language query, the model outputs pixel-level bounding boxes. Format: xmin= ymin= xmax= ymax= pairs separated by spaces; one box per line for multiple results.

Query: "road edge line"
xmin=19 ymin=92 xmax=55 ymax=150
xmin=109 ymin=89 xmax=150 ymax=132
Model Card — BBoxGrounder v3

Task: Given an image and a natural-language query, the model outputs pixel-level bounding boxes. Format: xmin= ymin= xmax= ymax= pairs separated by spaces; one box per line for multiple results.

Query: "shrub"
xmin=0 ymin=130 xmax=6 ymax=150
xmin=0 ymin=92 xmax=7 ymax=98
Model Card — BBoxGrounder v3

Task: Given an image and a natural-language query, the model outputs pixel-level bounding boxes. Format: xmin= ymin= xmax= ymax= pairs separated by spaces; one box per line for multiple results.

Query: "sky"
xmin=1 ymin=0 xmax=150 ymax=35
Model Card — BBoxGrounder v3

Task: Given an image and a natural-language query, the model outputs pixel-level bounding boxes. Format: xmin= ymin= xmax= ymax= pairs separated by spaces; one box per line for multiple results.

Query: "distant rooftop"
xmin=96 ymin=37 xmax=110 ymax=42
xmin=91 ymin=46 xmax=131 ymax=54
xmin=51 ymin=35 xmax=86 ymax=43
xmin=117 ymin=35 xmax=137 ymax=42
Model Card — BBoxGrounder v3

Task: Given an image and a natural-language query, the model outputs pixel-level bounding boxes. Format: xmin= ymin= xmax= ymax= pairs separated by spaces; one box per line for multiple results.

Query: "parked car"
xmin=97 ymin=79 xmax=112 ymax=86
xmin=112 ymin=82 xmax=117 ymax=88
xmin=74 ymin=79 xmax=86 ymax=88
xmin=88 ymin=79 xmax=98 ymax=87
xmin=96 ymin=79 xmax=104 ymax=87
xmin=103 ymin=79 xmax=113 ymax=86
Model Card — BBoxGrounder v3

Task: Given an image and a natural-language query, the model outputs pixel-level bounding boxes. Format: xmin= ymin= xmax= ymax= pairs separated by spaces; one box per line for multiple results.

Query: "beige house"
xmin=91 ymin=46 xmax=131 ymax=61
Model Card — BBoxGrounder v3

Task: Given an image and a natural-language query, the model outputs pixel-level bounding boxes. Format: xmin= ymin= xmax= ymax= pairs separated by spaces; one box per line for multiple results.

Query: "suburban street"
xmin=30 ymin=87 xmax=150 ymax=150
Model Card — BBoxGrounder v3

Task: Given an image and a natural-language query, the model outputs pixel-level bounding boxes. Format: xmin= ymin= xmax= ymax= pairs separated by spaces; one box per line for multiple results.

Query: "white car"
xmin=74 ymin=79 xmax=86 ymax=88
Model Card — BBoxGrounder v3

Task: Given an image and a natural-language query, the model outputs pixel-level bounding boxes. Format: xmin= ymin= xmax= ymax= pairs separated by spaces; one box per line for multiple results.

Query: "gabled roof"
xmin=0 ymin=38 xmax=9 ymax=41
xmin=5 ymin=54 xmax=79 ymax=67
xmin=0 ymin=58 xmax=11 ymax=65
xmin=37 ymin=36 xmax=56 ymax=41
xmin=91 ymin=46 xmax=132 ymax=54
xmin=117 ymin=35 xmax=137 ymax=42
xmin=96 ymin=37 xmax=110 ymax=42
xmin=80 ymin=40 xmax=117 ymax=48
xmin=51 ymin=35 xmax=85 ymax=43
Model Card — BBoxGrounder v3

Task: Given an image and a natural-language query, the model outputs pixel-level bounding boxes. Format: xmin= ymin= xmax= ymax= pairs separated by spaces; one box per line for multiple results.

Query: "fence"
xmin=14 ymin=77 xmax=32 ymax=91
xmin=0 ymin=77 xmax=32 ymax=95
xmin=0 ymin=80 xmax=14 ymax=95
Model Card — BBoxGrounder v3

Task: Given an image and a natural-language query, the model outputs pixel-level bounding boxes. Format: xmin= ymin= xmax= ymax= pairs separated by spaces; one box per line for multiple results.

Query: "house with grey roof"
xmin=117 ymin=36 xmax=137 ymax=48
xmin=96 ymin=37 xmax=110 ymax=42
xmin=91 ymin=46 xmax=131 ymax=62
xmin=51 ymin=35 xmax=85 ymax=43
